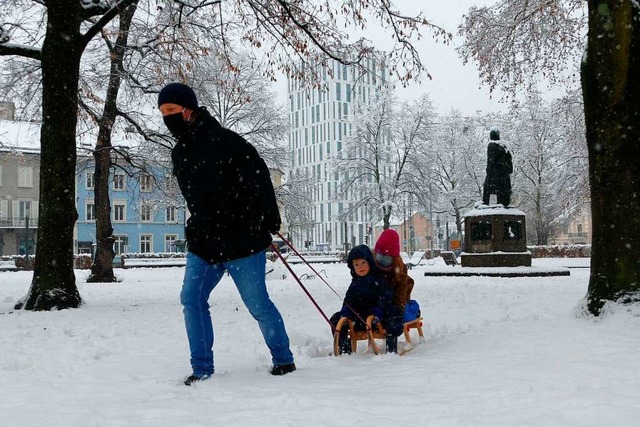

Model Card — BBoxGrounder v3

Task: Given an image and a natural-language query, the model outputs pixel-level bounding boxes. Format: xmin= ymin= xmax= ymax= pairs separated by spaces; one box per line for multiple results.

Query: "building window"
xmin=113 ymin=202 xmax=126 ymax=222
xmin=18 ymin=200 xmax=31 ymax=218
xmin=86 ymin=172 xmax=95 ymax=189
xmin=113 ymin=173 xmax=125 ymax=191
xmin=164 ymin=234 xmax=178 ymax=252
xmin=165 ymin=205 xmax=177 ymax=223
xmin=86 ymin=202 xmax=96 ymax=221
xmin=113 ymin=235 xmax=127 ymax=255
xmin=0 ymin=165 xmax=3 ymax=186
xmin=18 ymin=166 xmax=33 ymax=188
xmin=140 ymin=234 xmax=152 ymax=253
xmin=140 ymin=202 xmax=152 ymax=222
xmin=140 ymin=174 xmax=152 ymax=192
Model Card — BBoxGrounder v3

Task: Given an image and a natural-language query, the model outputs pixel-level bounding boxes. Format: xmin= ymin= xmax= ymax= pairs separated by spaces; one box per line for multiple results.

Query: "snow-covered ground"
xmin=1 ymin=258 xmax=638 ymax=427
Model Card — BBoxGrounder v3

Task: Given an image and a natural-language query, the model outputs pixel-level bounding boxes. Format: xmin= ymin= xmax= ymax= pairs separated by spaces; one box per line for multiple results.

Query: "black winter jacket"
xmin=340 ymin=245 xmax=391 ymax=320
xmin=171 ymin=108 xmax=281 ymax=263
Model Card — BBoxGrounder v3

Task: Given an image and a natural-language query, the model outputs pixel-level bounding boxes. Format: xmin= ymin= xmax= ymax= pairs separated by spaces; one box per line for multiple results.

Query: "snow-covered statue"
xmin=482 ymin=128 xmax=513 ymax=207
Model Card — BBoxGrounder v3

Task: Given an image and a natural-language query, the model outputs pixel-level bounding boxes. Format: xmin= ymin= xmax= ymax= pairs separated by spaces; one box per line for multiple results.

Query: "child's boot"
xmin=339 ymin=330 xmax=352 ymax=355
xmin=386 ymin=335 xmax=397 ymax=354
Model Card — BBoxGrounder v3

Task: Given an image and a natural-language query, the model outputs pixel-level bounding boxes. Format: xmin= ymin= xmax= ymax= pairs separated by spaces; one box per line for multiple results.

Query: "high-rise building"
xmin=286 ymin=58 xmax=388 ymax=252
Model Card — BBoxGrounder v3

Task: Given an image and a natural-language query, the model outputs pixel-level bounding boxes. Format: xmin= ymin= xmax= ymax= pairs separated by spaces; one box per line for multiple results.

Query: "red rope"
xmin=273 ymin=232 xmax=370 ymax=330
xmin=276 ymin=232 xmax=344 ymax=298
xmin=270 ymin=243 xmax=335 ymax=331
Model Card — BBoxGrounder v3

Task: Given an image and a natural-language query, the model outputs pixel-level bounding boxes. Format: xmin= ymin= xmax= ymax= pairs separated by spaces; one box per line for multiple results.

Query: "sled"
xmin=333 ymin=315 xmax=424 ymax=356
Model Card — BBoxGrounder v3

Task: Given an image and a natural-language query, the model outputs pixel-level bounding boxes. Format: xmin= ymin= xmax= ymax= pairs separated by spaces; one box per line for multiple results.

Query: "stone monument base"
xmin=460 ymin=251 xmax=531 ymax=268
xmin=462 ymin=205 xmax=531 ymax=268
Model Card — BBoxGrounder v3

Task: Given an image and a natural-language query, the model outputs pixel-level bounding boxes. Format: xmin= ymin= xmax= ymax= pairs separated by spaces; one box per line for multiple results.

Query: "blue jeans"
xmin=180 ymin=250 xmax=294 ymax=377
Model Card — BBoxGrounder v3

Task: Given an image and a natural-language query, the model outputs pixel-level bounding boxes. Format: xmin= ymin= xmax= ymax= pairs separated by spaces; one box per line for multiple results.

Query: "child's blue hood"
xmin=347 ymin=245 xmax=377 ymax=279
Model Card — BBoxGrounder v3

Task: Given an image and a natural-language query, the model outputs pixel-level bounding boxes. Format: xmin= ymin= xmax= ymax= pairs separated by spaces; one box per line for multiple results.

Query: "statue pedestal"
xmin=461 ymin=205 xmax=531 ymax=267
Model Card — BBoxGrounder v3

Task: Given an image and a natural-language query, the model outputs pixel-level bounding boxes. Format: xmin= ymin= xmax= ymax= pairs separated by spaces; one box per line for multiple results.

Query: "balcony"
xmin=0 ymin=217 xmax=39 ymax=229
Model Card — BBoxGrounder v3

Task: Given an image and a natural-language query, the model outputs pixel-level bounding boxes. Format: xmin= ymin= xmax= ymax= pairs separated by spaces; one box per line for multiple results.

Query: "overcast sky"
xmin=274 ymin=0 xmax=508 ymax=116
xmin=388 ymin=0 xmax=505 ymax=115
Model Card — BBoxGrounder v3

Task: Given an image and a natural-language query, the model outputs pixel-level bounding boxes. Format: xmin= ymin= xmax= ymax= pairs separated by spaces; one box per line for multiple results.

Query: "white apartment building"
xmin=287 ymin=58 xmax=389 ymax=252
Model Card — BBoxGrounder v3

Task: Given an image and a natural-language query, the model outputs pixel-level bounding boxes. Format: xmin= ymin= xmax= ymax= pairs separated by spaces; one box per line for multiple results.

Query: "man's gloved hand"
xmin=269 ymin=222 xmax=281 ymax=235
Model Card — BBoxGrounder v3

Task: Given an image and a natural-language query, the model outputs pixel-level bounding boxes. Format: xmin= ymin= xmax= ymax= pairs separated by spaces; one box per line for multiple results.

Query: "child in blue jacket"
xmin=330 ymin=244 xmax=392 ymax=354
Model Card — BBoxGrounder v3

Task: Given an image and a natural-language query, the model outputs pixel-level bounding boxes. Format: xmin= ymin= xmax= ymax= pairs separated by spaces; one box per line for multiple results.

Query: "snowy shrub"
xmin=74 ymin=254 xmax=92 ymax=269
xmin=527 ymin=245 xmax=591 ymax=258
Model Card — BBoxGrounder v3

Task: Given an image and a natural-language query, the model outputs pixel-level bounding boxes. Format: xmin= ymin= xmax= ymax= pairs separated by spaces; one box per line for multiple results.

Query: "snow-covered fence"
xmin=285 ymin=253 xmax=343 ymax=264
xmin=120 ymin=253 xmax=187 ymax=269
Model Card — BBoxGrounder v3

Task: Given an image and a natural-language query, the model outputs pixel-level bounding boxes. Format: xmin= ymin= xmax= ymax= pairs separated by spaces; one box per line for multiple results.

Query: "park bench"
xmin=405 ymin=250 xmax=427 ymax=269
xmin=441 ymin=251 xmax=459 ymax=266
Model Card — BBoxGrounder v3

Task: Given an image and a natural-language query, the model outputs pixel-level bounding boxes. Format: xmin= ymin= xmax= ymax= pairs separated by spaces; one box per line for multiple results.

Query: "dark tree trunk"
xmin=454 ymin=209 xmax=462 ymax=241
xmin=19 ymin=0 xmax=82 ymax=310
xmin=89 ymin=134 xmax=116 ymax=282
xmin=88 ymin=2 xmax=138 ymax=283
xmin=582 ymin=1 xmax=640 ymax=315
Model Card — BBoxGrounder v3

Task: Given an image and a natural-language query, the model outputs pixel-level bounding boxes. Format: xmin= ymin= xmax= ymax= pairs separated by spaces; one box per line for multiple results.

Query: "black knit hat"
xmin=158 ymin=82 xmax=198 ymax=110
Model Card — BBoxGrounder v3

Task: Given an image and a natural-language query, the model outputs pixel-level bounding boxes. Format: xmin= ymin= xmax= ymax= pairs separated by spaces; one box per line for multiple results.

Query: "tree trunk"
xmin=19 ymin=1 xmax=82 ymax=310
xmin=88 ymin=2 xmax=138 ymax=283
xmin=582 ymin=1 xmax=640 ymax=315
xmin=89 ymin=134 xmax=117 ymax=282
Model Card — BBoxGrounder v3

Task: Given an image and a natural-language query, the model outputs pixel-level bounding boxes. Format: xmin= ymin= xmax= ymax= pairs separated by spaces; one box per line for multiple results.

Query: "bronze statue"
xmin=482 ymin=129 xmax=513 ymax=206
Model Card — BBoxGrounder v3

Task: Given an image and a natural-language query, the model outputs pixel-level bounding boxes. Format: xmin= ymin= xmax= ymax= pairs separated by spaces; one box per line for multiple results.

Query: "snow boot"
xmin=386 ymin=335 xmax=398 ymax=354
xmin=184 ymin=374 xmax=210 ymax=386
xmin=339 ymin=331 xmax=352 ymax=355
xmin=270 ymin=362 xmax=297 ymax=376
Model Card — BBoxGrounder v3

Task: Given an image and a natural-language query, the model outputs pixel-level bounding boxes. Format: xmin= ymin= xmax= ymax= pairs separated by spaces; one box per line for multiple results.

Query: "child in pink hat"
xmin=372 ymin=229 xmax=415 ymax=353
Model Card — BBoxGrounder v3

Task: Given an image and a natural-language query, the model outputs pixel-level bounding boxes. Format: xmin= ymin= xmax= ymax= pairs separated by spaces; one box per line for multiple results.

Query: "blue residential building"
xmin=75 ymin=156 xmax=186 ymax=256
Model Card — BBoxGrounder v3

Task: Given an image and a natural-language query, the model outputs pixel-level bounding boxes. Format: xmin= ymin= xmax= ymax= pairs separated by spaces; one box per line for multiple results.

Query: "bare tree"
xmin=425 ymin=110 xmax=486 ymax=239
xmin=507 ymin=92 xmax=589 ymax=245
xmin=508 ymin=94 xmax=563 ymax=244
xmin=337 ymin=85 xmax=396 ymax=228
xmin=184 ymin=52 xmax=289 ymax=169
xmin=278 ymin=169 xmax=316 ymax=244
xmin=334 ymin=88 xmax=435 ymax=229
xmin=550 ymin=89 xmax=590 ymax=219
xmin=82 ymin=1 xmax=140 ymax=283
xmin=458 ymin=0 xmax=585 ymax=94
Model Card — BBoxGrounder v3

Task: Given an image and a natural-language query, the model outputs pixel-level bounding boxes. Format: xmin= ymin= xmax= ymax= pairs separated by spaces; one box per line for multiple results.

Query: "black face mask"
xmin=163 ymin=112 xmax=189 ymax=137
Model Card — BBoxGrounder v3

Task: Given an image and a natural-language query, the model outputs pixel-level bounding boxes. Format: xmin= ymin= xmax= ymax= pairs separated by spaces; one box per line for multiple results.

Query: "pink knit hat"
xmin=374 ymin=229 xmax=400 ymax=257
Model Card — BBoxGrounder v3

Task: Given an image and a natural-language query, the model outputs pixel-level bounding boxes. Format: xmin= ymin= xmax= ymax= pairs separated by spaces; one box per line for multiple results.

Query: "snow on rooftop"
xmin=0 ymin=119 xmax=41 ymax=153
xmin=0 ymin=119 xmax=135 ymax=154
